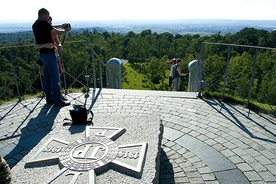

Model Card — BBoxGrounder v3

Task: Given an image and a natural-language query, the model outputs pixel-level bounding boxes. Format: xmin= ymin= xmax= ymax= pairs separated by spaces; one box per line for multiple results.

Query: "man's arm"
xmin=34 ymin=39 xmax=54 ymax=49
xmin=52 ymin=25 xmax=64 ymax=29
xmin=177 ymin=67 xmax=188 ymax=77
xmin=51 ymin=24 xmax=71 ymax=36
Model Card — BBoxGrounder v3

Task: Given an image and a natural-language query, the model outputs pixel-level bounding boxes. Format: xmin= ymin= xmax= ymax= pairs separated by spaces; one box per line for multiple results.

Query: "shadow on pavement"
xmin=3 ymin=103 xmax=60 ymax=168
xmin=203 ymin=98 xmax=276 ymax=144
xmin=159 ymin=148 xmax=175 ymax=184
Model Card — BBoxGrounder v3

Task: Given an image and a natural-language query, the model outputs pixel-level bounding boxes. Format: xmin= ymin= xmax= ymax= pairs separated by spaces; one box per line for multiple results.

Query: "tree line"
xmin=0 ymin=27 xmax=275 ymax=107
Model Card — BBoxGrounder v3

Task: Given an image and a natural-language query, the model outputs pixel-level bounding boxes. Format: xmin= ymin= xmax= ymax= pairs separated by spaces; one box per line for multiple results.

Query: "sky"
xmin=1 ymin=0 xmax=276 ymax=23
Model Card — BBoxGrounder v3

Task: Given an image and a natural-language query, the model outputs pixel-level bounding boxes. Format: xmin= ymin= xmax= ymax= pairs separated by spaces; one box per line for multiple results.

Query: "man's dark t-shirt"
xmin=32 ymin=20 xmax=55 ymax=53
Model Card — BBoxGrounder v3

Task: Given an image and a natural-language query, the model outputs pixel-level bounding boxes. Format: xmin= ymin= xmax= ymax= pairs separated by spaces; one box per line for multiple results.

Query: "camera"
xmin=65 ymin=23 xmax=71 ymax=29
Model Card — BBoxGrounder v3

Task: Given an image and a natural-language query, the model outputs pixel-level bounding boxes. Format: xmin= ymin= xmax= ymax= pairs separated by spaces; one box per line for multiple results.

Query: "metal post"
xmin=99 ymin=57 xmax=103 ymax=89
xmin=221 ymin=46 xmax=232 ymax=101
xmin=59 ymin=46 xmax=68 ymax=95
xmin=246 ymin=48 xmax=258 ymax=107
xmin=198 ymin=43 xmax=205 ymax=62
xmin=39 ymin=71 xmax=45 ymax=97
xmin=84 ymin=52 xmax=90 ymax=99
xmin=9 ymin=51 xmax=21 ymax=101
xmin=91 ymin=49 xmax=97 ymax=90
xmin=197 ymin=43 xmax=205 ymax=97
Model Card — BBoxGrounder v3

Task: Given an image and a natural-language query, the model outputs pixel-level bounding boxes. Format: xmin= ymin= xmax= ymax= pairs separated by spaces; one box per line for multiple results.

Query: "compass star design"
xmin=25 ymin=126 xmax=148 ymax=184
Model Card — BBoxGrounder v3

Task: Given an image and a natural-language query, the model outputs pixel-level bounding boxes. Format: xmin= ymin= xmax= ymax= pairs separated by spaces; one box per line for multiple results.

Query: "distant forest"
xmin=0 ymin=27 xmax=275 ymax=109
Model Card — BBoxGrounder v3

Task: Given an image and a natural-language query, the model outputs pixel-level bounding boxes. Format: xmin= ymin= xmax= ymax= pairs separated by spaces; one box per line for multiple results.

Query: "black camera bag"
xmin=69 ymin=105 xmax=93 ymax=125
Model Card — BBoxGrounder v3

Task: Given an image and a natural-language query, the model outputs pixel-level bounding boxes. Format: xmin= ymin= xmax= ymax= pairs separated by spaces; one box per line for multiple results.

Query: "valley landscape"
xmin=1 ymin=19 xmax=276 ymax=35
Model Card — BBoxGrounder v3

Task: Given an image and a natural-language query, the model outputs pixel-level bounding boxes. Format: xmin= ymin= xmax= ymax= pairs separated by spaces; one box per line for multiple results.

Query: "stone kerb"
xmin=11 ymin=114 xmax=163 ymax=184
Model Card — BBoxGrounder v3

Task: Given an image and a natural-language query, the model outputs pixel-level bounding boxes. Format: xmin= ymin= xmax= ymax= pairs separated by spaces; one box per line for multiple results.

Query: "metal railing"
xmin=0 ymin=40 xmax=105 ymax=109
xmin=198 ymin=42 xmax=276 ymax=117
xmin=1 ymin=41 xmax=275 ymax=117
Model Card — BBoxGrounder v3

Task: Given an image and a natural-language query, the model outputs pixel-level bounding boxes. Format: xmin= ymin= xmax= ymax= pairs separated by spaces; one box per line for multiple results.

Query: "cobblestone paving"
xmin=0 ymin=89 xmax=275 ymax=183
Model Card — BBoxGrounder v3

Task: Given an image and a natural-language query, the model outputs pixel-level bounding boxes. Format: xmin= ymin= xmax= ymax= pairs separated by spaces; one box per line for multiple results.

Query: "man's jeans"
xmin=40 ymin=52 xmax=62 ymax=105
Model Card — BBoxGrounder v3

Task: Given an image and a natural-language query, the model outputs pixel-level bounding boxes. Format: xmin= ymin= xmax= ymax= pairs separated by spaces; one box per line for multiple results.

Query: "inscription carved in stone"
xmin=25 ymin=127 xmax=147 ymax=184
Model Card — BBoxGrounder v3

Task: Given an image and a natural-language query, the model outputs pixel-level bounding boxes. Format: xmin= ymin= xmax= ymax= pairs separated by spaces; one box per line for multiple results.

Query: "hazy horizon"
xmin=1 ymin=19 xmax=275 ymax=35
xmin=1 ymin=18 xmax=276 ymax=24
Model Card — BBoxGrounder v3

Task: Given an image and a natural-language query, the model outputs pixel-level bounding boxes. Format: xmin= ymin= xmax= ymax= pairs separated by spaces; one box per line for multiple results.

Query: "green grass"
xmin=122 ymin=61 xmax=171 ymax=90
xmin=122 ymin=62 xmax=149 ymax=90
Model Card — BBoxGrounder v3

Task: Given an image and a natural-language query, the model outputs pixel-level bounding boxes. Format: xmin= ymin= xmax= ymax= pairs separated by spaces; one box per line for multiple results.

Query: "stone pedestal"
xmin=11 ymin=114 xmax=163 ymax=184
xmin=188 ymin=60 xmax=204 ymax=92
xmin=106 ymin=58 xmax=123 ymax=89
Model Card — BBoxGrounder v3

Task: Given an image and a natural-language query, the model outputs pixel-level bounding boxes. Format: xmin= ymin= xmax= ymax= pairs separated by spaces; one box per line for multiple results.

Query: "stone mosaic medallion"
xmin=25 ymin=126 xmax=147 ymax=184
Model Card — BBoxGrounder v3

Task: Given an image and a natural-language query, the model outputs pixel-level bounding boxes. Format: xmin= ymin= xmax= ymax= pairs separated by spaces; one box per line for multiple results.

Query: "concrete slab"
xmin=11 ymin=114 xmax=163 ymax=184
xmin=215 ymin=169 xmax=251 ymax=184
xmin=163 ymin=127 xmax=184 ymax=141
xmin=176 ymin=134 xmax=236 ymax=171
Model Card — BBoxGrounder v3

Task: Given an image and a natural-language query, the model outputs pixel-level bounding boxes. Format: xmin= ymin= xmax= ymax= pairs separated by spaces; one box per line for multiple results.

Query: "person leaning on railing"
xmin=32 ymin=8 xmax=71 ymax=107
xmin=166 ymin=58 xmax=177 ymax=91
xmin=172 ymin=58 xmax=188 ymax=91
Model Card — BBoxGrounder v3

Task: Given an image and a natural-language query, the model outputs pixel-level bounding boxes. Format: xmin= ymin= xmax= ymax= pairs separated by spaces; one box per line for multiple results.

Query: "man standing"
xmin=173 ymin=58 xmax=188 ymax=91
xmin=166 ymin=58 xmax=176 ymax=91
xmin=32 ymin=8 xmax=71 ymax=107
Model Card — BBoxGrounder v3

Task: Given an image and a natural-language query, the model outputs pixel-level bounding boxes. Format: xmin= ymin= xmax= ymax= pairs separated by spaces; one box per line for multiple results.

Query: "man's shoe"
xmin=61 ymin=95 xmax=68 ymax=101
xmin=54 ymin=101 xmax=70 ymax=107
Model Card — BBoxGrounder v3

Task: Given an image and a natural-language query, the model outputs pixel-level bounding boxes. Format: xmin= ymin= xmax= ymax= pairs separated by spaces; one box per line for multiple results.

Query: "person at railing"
xmin=172 ymin=58 xmax=188 ymax=91
xmin=166 ymin=58 xmax=176 ymax=91
xmin=35 ymin=16 xmax=64 ymax=76
xmin=49 ymin=16 xmax=65 ymax=74
xmin=32 ymin=8 xmax=71 ymax=107
xmin=34 ymin=16 xmax=67 ymax=101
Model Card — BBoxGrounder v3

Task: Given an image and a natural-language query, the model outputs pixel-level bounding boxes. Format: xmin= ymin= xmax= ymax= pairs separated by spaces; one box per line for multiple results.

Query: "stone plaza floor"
xmin=0 ymin=88 xmax=275 ymax=183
